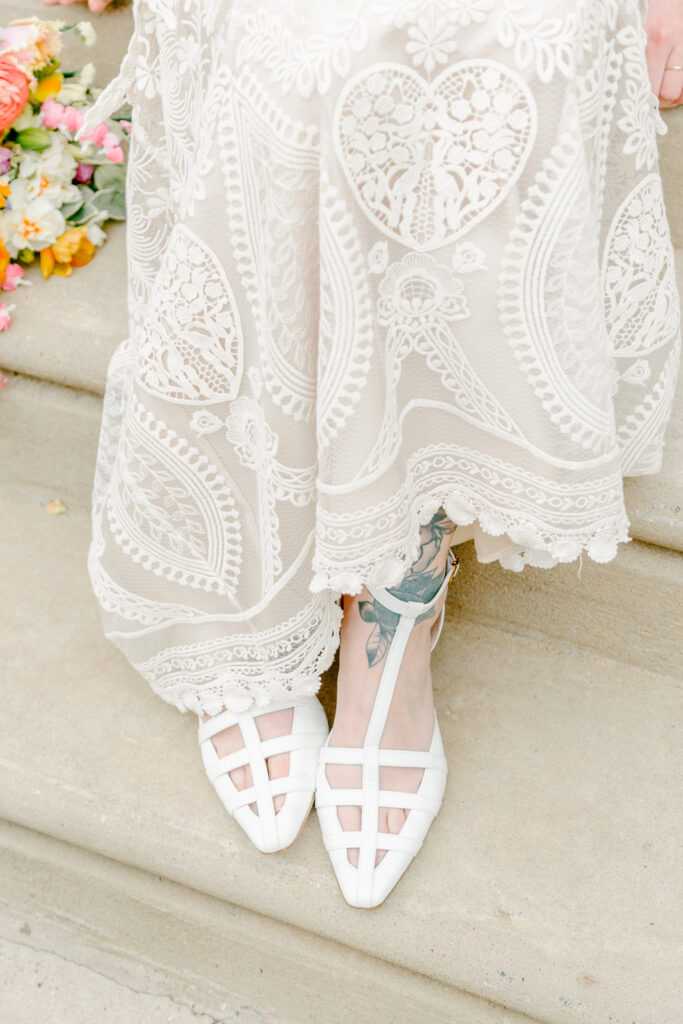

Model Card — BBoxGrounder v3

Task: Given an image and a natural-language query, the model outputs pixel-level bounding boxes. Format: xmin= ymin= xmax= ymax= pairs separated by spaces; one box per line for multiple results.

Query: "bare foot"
xmin=327 ymin=510 xmax=456 ymax=866
xmin=200 ymin=707 xmax=294 ymax=814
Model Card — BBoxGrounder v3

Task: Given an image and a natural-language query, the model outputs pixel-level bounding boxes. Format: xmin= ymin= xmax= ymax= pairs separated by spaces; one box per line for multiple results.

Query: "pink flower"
xmin=106 ymin=145 xmax=125 ymax=164
xmin=118 ymin=120 xmax=132 ymax=133
xmin=63 ymin=106 xmax=85 ymax=134
xmin=0 ymin=302 xmax=13 ymax=331
xmin=1 ymin=263 xmax=24 ymax=291
xmin=91 ymin=122 xmax=109 ymax=146
xmin=0 ymin=146 xmax=11 ymax=174
xmin=0 ymin=371 xmax=7 ymax=389
xmin=103 ymin=131 xmax=118 ymax=149
xmin=75 ymin=162 xmax=94 ymax=184
xmin=41 ymin=96 xmax=65 ymax=129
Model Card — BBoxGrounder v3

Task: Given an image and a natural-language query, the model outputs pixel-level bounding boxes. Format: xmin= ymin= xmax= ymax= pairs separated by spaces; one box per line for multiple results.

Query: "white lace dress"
xmin=81 ymin=0 xmax=681 ymax=715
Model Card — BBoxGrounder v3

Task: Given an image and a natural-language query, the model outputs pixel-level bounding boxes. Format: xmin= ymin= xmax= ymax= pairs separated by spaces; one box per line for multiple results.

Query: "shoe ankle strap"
xmin=364 ymin=548 xmax=459 ymax=619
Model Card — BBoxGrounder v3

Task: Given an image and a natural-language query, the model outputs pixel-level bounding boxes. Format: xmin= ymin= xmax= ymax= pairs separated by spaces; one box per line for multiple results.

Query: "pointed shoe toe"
xmin=315 ymin=549 xmax=457 ymax=908
xmin=199 ymin=695 xmax=329 ymax=854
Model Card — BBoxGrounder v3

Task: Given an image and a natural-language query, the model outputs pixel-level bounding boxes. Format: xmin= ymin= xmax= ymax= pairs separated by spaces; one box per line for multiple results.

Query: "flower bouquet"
xmin=0 ymin=15 xmax=130 ymax=333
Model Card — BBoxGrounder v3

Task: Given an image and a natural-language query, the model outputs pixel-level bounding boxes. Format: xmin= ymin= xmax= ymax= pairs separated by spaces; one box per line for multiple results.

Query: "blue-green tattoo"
xmin=358 ymin=510 xmax=455 ymax=668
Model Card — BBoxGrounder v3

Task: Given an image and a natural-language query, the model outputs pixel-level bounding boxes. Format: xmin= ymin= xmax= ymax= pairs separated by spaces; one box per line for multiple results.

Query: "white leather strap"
xmin=319 ymin=743 xmax=446 ymax=771
xmin=315 ymin=788 xmax=442 ymax=814
xmin=322 ymin=830 xmax=421 ymax=855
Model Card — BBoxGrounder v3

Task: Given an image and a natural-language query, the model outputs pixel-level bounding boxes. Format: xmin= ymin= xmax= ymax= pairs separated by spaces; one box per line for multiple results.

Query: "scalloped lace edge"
xmin=309 ymin=488 xmax=634 ymax=597
xmin=137 ymin=602 xmax=343 ymax=717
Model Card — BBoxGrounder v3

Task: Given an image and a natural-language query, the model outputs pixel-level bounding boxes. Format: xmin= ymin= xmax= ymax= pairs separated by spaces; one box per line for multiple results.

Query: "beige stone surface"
xmin=449 ymin=536 xmax=683 ymax=678
xmin=660 ymin=108 xmax=683 ymax=251
xmin=0 ymin=916 xmax=282 ymax=1024
xmin=1 ymin=821 xmax=525 ymax=1024
xmin=0 ymin=224 xmax=127 ymax=394
xmin=0 ymin=374 xmax=101 ymax=509
xmin=623 ymin=353 xmax=683 ymax=552
xmin=1 ymin=485 xmax=681 ymax=1024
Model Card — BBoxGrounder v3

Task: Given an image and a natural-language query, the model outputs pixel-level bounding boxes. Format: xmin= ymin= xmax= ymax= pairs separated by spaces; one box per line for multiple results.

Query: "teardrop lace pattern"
xmin=86 ymin=0 xmax=680 ymax=714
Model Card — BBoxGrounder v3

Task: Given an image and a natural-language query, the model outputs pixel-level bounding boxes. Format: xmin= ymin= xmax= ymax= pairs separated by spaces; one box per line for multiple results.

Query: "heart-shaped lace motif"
xmin=335 ymin=60 xmax=537 ymax=251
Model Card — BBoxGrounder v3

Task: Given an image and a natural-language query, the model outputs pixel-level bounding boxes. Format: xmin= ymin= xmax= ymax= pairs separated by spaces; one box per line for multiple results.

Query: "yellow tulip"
xmin=52 ymin=226 xmax=87 ymax=264
xmin=71 ymin=236 xmax=95 ymax=267
xmin=40 ymin=246 xmax=55 ymax=279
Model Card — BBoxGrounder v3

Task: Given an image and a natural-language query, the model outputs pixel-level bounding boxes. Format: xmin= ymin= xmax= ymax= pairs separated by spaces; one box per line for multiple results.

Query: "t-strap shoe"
xmin=198 ymin=696 xmax=329 ymax=854
xmin=315 ymin=548 xmax=459 ymax=908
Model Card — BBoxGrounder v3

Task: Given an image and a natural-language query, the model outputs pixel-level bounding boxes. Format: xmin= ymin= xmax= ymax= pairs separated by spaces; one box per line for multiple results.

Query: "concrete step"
xmin=1 ymin=480 xmax=681 ymax=1024
xmin=2 ymin=370 xmax=682 ymax=675
xmin=0 ymin=821 xmax=520 ymax=1024
xmin=0 ymin=865 xmax=291 ymax=1024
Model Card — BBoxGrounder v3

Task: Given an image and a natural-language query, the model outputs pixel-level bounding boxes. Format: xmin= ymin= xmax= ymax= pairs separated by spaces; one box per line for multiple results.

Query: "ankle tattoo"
xmin=358 ymin=509 xmax=456 ymax=668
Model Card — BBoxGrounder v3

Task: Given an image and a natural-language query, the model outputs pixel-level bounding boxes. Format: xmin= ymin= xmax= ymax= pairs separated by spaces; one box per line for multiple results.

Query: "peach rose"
xmin=0 ymin=59 xmax=30 ymax=133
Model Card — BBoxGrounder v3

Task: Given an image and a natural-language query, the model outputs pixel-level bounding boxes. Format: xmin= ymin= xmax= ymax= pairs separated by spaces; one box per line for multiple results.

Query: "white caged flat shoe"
xmin=315 ymin=548 xmax=459 ymax=908
xmin=198 ymin=696 xmax=329 ymax=854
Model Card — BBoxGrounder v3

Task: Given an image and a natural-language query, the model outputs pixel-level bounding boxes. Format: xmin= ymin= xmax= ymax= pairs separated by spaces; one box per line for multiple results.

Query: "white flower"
xmin=3 ymin=191 xmax=66 ymax=256
xmin=17 ymin=134 xmax=78 ymax=204
xmin=86 ymin=222 xmax=107 ymax=247
xmin=451 ymin=241 xmax=488 ymax=273
xmin=368 ymin=240 xmax=389 ymax=275
xmin=57 ymin=65 xmax=94 ymax=105
xmin=76 ymin=21 xmax=97 ymax=47
xmin=405 ymin=16 xmax=458 ymax=73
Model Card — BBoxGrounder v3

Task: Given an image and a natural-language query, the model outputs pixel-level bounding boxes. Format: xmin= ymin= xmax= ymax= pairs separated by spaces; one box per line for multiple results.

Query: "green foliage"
xmin=14 ymin=127 xmax=51 ymax=151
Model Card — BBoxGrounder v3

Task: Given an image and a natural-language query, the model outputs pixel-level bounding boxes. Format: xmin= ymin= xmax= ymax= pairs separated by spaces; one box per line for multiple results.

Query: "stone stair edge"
xmin=2 ymin=480 xmax=681 ymax=1024
xmin=2 ymin=485 xmax=679 ymax=1024
xmin=1 ymin=818 xmax=536 ymax=1024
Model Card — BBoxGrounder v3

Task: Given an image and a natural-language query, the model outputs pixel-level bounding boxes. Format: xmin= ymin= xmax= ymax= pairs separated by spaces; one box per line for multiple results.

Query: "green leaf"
xmin=14 ymin=127 xmax=51 ymax=151
xmin=90 ymin=186 xmax=126 ymax=220
xmin=34 ymin=58 xmax=59 ymax=80
xmin=93 ymin=164 xmax=126 ymax=190
xmin=68 ymin=202 xmax=98 ymax=226
xmin=60 ymin=198 xmax=85 ymax=219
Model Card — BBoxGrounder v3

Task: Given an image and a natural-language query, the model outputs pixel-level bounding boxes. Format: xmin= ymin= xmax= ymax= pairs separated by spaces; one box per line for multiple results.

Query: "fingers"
xmin=645 ymin=1 xmax=683 ymax=108
xmin=660 ymin=63 xmax=683 ymax=108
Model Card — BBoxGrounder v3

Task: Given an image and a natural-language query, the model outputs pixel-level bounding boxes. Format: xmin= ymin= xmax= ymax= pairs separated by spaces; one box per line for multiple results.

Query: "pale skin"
xmin=49 ymin=0 xmax=683 ymax=860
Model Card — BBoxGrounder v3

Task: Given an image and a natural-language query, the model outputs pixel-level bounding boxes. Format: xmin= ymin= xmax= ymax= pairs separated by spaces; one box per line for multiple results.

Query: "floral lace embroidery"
xmin=84 ymin=0 xmax=680 ymax=716
xmin=233 ymin=0 xmax=370 ymax=97
xmin=334 ymin=60 xmax=537 ymax=250
xmin=107 ymin=397 xmax=243 ymax=595
xmin=136 ymin=223 xmax=243 ymax=404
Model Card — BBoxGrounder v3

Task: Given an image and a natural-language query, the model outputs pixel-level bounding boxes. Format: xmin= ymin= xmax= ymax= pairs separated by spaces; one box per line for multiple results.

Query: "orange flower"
xmin=0 ymin=238 xmax=10 ymax=289
xmin=0 ymin=58 xmax=30 ymax=133
xmin=0 ymin=179 xmax=10 ymax=210
xmin=40 ymin=226 xmax=97 ymax=279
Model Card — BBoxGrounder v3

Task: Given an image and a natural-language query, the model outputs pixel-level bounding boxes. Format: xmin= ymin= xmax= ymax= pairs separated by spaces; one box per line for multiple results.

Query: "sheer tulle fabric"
xmin=81 ymin=0 xmax=681 ymax=714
